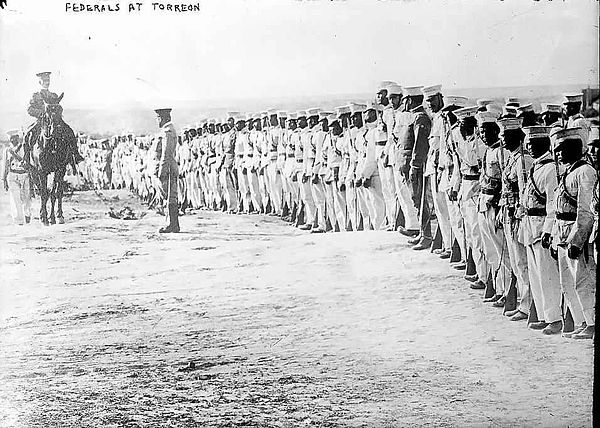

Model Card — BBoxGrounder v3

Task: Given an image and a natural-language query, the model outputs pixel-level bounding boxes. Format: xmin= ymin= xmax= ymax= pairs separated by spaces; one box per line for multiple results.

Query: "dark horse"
xmin=27 ymin=103 xmax=78 ymax=225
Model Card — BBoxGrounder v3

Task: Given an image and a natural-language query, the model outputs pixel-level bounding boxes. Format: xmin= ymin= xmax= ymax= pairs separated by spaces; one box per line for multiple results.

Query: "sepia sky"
xmin=0 ymin=0 xmax=598 ymax=110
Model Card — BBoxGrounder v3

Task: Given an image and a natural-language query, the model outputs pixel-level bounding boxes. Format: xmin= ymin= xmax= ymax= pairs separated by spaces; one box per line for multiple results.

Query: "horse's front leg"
xmin=49 ymin=180 xmax=56 ymax=225
xmin=56 ymin=168 xmax=66 ymax=224
xmin=39 ymin=174 xmax=49 ymax=226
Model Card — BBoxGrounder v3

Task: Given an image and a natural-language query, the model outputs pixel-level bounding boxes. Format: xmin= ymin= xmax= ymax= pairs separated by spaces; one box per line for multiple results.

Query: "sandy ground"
xmin=0 ymin=189 xmax=594 ymax=428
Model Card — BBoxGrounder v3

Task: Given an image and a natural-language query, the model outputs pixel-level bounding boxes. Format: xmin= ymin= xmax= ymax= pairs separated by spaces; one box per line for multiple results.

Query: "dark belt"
xmin=287 ymin=154 xmax=295 ymax=158
xmin=526 ymin=208 xmax=547 ymax=217
xmin=9 ymin=169 xmax=28 ymax=174
xmin=245 ymin=154 xmax=253 ymax=157
xmin=481 ymin=188 xmax=499 ymax=196
xmin=376 ymin=141 xmax=387 ymax=146
xmin=463 ymin=174 xmax=480 ymax=181
xmin=556 ymin=212 xmax=577 ymax=221
xmin=296 ymin=159 xmax=303 ymax=163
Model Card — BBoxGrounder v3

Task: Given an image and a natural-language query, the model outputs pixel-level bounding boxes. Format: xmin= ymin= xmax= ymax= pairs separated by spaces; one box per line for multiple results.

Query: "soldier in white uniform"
xmin=376 ymin=81 xmax=399 ymax=230
xmin=519 ymin=126 xmax=562 ymax=327
xmin=451 ymin=106 xmax=489 ymax=284
xmin=494 ymin=118 xmax=533 ymax=312
xmin=356 ymin=101 xmax=386 ymax=230
xmin=297 ymin=111 xmax=317 ymax=230
xmin=551 ymin=127 xmax=596 ymax=340
xmin=306 ymin=108 xmax=327 ymax=233
xmin=2 ymin=130 xmax=32 ymax=225
xmin=423 ymin=85 xmax=453 ymax=258
xmin=476 ymin=111 xmax=513 ymax=294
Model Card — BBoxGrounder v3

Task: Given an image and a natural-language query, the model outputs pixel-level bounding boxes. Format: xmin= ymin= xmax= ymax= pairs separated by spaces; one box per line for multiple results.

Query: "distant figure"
xmin=25 ymin=71 xmax=84 ymax=167
xmin=2 ymin=130 xmax=32 ymax=225
xmin=154 ymin=107 xmax=180 ymax=233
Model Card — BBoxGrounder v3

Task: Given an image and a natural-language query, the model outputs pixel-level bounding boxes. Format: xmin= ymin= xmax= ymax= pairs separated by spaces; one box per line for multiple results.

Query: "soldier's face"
xmin=228 ymin=118 xmax=235 ymax=128
xmin=39 ymin=77 xmax=50 ymax=89
xmin=236 ymin=121 xmax=245 ymax=131
xmin=564 ymin=103 xmax=580 ymax=117
xmin=365 ymin=109 xmax=377 ymax=123
xmin=526 ymin=137 xmax=550 ymax=159
xmin=351 ymin=113 xmax=362 ymax=128
xmin=298 ymin=117 xmax=307 ymax=128
xmin=308 ymin=116 xmax=319 ymax=128
xmin=288 ymin=119 xmax=297 ymax=130
xmin=331 ymin=122 xmax=342 ymax=136
xmin=390 ymin=94 xmax=402 ymax=110
xmin=426 ymin=95 xmax=443 ymax=113
xmin=279 ymin=118 xmax=286 ymax=128
xmin=320 ymin=119 xmax=328 ymax=132
xmin=377 ymin=90 xmax=388 ymax=106
xmin=481 ymin=123 xmax=499 ymax=146
xmin=270 ymin=115 xmax=278 ymax=127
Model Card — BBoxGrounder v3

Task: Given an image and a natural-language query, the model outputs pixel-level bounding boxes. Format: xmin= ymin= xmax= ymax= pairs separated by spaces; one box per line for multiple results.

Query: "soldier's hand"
xmin=312 ymin=174 xmax=319 ymax=184
xmin=339 ymin=183 xmax=346 ymax=192
xmin=567 ymin=245 xmax=582 ymax=260
xmin=242 ymin=168 xmax=247 ymax=174
xmin=3 ymin=179 xmax=8 ymax=192
xmin=301 ymin=174 xmax=309 ymax=184
xmin=355 ymin=178 xmax=363 ymax=188
xmin=363 ymin=178 xmax=371 ymax=189
xmin=448 ymin=189 xmax=458 ymax=202
xmin=550 ymin=246 xmax=558 ymax=261
xmin=541 ymin=233 xmax=552 ymax=249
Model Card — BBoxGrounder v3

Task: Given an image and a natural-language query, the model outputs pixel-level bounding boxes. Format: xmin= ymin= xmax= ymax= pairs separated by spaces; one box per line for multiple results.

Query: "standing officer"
xmin=154 ymin=107 xmax=180 ymax=233
xmin=3 ymin=130 xmax=32 ymax=225
xmin=551 ymin=127 xmax=596 ymax=340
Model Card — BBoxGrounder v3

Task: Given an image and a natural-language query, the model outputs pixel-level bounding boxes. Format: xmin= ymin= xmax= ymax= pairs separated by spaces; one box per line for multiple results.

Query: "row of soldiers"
xmin=74 ymin=84 xmax=598 ymax=340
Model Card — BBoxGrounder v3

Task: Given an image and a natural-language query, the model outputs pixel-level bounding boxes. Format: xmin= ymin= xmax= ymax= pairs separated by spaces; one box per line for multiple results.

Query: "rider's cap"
xmin=36 ymin=72 xmax=51 ymax=78
xmin=154 ymin=108 xmax=172 ymax=116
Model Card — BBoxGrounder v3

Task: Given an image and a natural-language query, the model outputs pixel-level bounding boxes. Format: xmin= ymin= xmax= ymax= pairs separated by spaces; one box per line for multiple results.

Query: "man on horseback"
xmin=25 ymin=71 xmax=84 ymax=167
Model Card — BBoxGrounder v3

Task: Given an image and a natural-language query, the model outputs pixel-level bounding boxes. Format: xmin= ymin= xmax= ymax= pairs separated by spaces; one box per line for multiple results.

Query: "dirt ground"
xmin=0 ymin=189 xmax=594 ymax=428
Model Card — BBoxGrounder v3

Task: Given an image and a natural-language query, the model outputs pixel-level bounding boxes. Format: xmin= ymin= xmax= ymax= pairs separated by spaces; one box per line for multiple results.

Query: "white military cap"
xmin=36 ymin=71 xmax=51 ymax=78
xmin=563 ymin=93 xmax=583 ymax=104
xmin=335 ymin=105 xmax=351 ymax=115
xmin=227 ymin=111 xmax=240 ymax=118
xmin=402 ymin=86 xmax=424 ymax=97
xmin=523 ymin=126 xmax=551 ymax=139
xmin=441 ymin=95 xmax=469 ymax=111
xmin=453 ymin=106 xmax=479 ymax=120
xmin=182 ymin=126 xmax=190 ymax=131
xmin=287 ymin=111 xmax=298 ymax=120
xmin=498 ymin=117 xmax=523 ymax=131
xmin=505 ymin=97 xmax=520 ymax=106
xmin=306 ymin=108 xmax=321 ymax=117
xmin=6 ymin=129 xmax=20 ymax=137
xmin=266 ymin=108 xmax=278 ymax=116
xmin=277 ymin=110 xmax=288 ymax=118
xmin=476 ymin=111 xmax=499 ymax=125
xmin=297 ymin=110 xmax=307 ymax=119
xmin=476 ymin=99 xmax=494 ymax=108
xmin=378 ymin=80 xmax=397 ymax=92
xmin=517 ymin=103 xmax=534 ymax=115
xmin=349 ymin=102 xmax=367 ymax=114
xmin=387 ymin=84 xmax=403 ymax=96
xmin=208 ymin=118 xmax=217 ymax=124
xmin=551 ymin=127 xmax=586 ymax=151
xmin=260 ymin=111 xmax=268 ymax=119
xmin=502 ymin=105 xmax=518 ymax=116
xmin=328 ymin=114 xmax=339 ymax=124
xmin=319 ymin=111 xmax=333 ymax=120
xmin=421 ymin=84 xmax=442 ymax=98
xmin=540 ymin=103 xmax=562 ymax=114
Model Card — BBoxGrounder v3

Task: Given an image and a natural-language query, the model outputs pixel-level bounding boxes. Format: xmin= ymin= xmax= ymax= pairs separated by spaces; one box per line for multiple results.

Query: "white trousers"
xmin=478 ymin=208 xmax=512 ymax=293
xmin=526 ymin=242 xmax=561 ymax=322
xmin=392 ymin=168 xmax=420 ymax=230
xmin=7 ymin=172 xmax=32 ymax=224
xmin=557 ymin=245 xmax=596 ymax=326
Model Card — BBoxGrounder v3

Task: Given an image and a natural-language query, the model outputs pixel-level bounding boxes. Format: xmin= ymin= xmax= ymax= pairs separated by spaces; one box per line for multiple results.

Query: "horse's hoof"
xmin=58 ymin=217 xmax=65 ymax=224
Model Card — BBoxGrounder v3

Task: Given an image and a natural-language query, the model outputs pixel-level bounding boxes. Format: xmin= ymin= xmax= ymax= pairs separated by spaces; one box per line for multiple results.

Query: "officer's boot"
xmin=159 ymin=204 xmax=180 ymax=233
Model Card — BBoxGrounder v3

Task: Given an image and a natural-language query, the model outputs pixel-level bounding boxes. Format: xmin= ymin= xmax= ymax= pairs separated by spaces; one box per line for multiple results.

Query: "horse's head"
xmin=41 ymin=103 xmax=63 ymax=139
